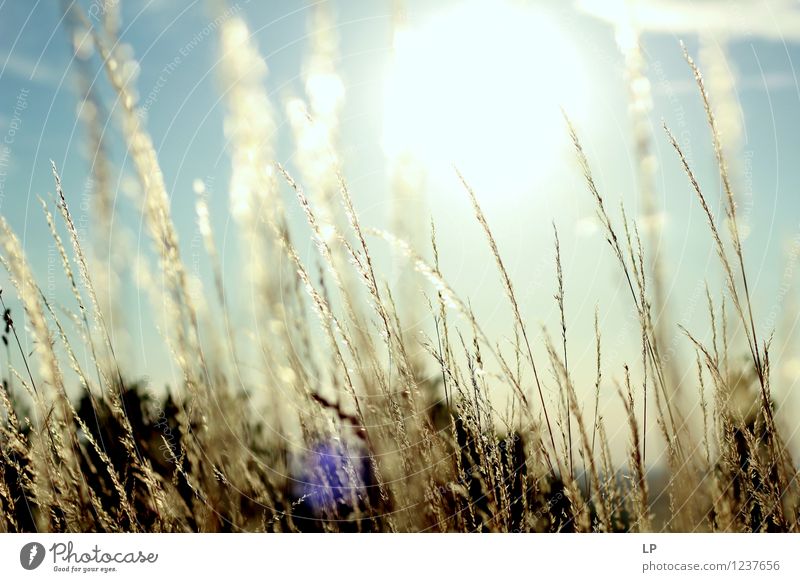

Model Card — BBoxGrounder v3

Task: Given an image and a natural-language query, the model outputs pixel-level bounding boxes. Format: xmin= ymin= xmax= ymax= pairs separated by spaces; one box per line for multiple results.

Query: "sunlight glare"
xmin=383 ymin=0 xmax=590 ymax=191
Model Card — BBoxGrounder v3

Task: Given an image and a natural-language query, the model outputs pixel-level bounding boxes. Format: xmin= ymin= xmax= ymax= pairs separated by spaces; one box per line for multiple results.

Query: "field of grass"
xmin=0 ymin=2 xmax=798 ymax=533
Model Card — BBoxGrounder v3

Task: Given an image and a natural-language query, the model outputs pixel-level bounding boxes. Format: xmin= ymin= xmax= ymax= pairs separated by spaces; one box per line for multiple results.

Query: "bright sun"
xmin=383 ymin=0 xmax=590 ymax=191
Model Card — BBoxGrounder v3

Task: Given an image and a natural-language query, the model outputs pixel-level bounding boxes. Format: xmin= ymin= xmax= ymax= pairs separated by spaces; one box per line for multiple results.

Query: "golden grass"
xmin=0 ymin=2 xmax=798 ymax=533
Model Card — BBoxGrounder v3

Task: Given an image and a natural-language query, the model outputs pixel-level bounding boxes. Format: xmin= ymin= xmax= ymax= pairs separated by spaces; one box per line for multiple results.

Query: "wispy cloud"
xmin=0 ymin=49 xmax=62 ymax=86
xmin=652 ymin=70 xmax=800 ymax=96
xmin=578 ymin=0 xmax=800 ymax=42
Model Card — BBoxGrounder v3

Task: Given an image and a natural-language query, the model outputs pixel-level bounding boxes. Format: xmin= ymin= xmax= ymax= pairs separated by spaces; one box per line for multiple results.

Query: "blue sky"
xmin=2 ymin=0 xmax=800 ymax=456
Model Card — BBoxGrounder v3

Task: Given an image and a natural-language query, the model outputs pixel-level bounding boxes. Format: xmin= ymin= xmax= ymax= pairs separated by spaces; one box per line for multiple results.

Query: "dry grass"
xmin=0 ymin=3 xmax=798 ymax=533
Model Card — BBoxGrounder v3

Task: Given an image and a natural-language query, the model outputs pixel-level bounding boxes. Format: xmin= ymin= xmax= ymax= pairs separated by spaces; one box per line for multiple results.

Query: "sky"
xmin=2 ymin=0 xmax=800 ymax=459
